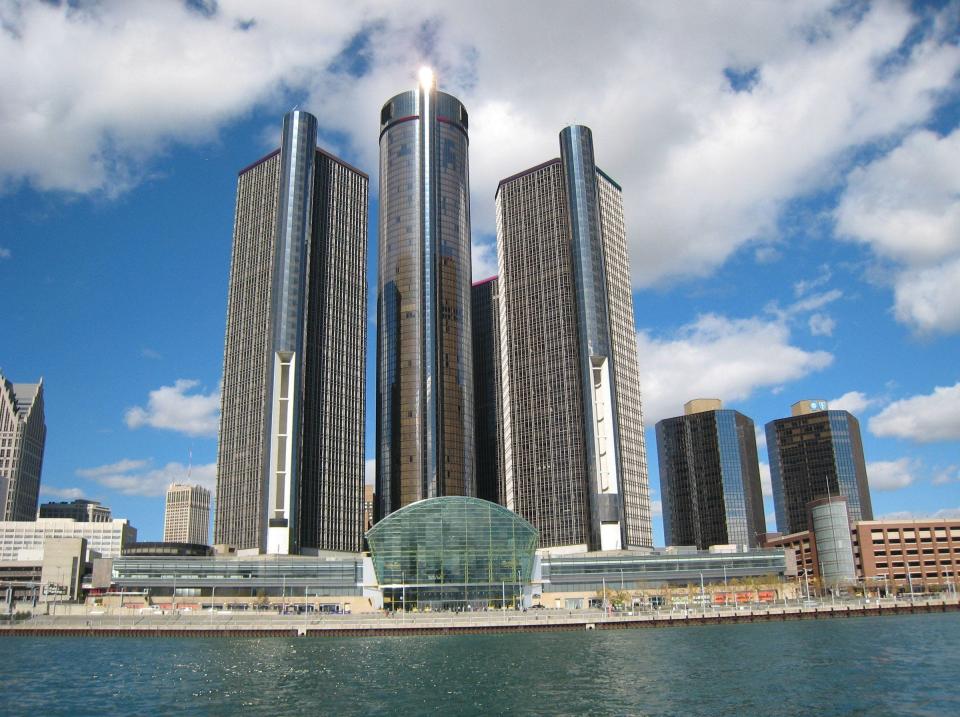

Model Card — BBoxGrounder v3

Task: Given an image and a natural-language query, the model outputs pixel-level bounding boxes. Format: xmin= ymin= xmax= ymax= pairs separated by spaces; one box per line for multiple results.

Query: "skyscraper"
xmin=656 ymin=399 xmax=765 ymax=549
xmin=495 ymin=126 xmax=652 ymax=551
xmin=0 ymin=374 xmax=46 ymax=522
xmin=766 ymin=399 xmax=873 ymax=535
xmin=471 ymin=277 xmax=506 ymax=505
xmin=164 ymin=483 xmax=211 ymax=544
xmin=376 ymin=69 xmax=474 ymax=520
xmin=215 ymin=111 xmax=368 ymax=555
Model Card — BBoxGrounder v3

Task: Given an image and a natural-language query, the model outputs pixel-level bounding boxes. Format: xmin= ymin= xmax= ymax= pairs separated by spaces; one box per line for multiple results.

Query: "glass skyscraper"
xmin=495 ymin=126 xmax=652 ymax=550
xmin=766 ymin=399 xmax=874 ymax=535
xmin=376 ymin=70 xmax=475 ymax=520
xmin=656 ymin=400 xmax=765 ymax=549
xmin=215 ymin=111 xmax=368 ymax=555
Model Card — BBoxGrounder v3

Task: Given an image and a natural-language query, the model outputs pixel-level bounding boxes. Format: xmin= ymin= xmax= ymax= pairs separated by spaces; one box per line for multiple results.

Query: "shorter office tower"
xmin=363 ymin=485 xmax=374 ymax=532
xmin=164 ymin=484 xmax=211 ymax=545
xmin=0 ymin=374 xmax=46 ymax=521
xmin=656 ymin=399 xmax=765 ymax=549
xmin=766 ymin=399 xmax=873 ymax=534
xmin=765 ymin=514 xmax=960 ymax=595
xmin=471 ymin=276 xmax=506 ymax=505
xmin=0 ymin=517 xmax=137 ymax=560
xmin=496 ymin=126 xmax=652 ymax=551
xmin=39 ymin=498 xmax=111 ymax=522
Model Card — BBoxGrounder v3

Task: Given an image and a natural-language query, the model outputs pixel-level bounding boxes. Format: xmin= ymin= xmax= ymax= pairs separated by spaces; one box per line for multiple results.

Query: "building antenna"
xmin=187 ymin=446 xmax=193 ymax=484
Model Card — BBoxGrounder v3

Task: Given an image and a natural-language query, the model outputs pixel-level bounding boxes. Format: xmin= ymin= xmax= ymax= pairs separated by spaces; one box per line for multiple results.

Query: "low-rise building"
xmin=0 ymin=517 xmax=136 ymax=560
xmin=39 ymin=498 xmax=111 ymax=522
xmin=765 ymin=516 xmax=960 ymax=594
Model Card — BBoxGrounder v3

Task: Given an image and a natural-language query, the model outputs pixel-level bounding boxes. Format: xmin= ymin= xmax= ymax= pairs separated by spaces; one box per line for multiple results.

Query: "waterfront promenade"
xmin=4 ymin=596 xmax=958 ymax=637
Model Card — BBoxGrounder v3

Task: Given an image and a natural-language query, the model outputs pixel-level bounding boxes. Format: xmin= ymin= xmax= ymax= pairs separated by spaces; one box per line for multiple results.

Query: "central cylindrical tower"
xmin=376 ymin=70 xmax=475 ymax=520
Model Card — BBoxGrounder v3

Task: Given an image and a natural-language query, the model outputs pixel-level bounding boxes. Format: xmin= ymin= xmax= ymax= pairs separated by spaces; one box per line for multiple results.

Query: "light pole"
xmin=699 ymin=572 xmax=706 ymax=613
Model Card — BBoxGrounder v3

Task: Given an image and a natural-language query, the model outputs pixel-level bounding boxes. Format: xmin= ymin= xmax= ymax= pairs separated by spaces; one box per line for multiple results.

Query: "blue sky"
xmin=1 ymin=0 xmax=959 ymax=543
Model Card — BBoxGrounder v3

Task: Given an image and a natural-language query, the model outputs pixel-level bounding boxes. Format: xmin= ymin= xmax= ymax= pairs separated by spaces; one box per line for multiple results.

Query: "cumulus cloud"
xmin=758 ymin=461 xmax=772 ymax=498
xmin=867 ymin=458 xmax=920 ymax=492
xmin=39 ymin=486 xmax=87 ymax=500
xmin=77 ymin=458 xmax=216 ymax=497
xmin=836 ymin=128 xmax=960 ymax=334
xmin=2 ymin=2 xmax=958 ymax=291
xmin=892 ymin=258 xmax=960 ymax=335
xmin=471 ymin=240 xmax=498 ymax=282
xmin=125 ymin=379 xmax=220 ymax=438
xmin=651 ymin=500 xmax=663 ymax=518
xmin=364 ymin=458 xmax=375 ymax=486
xmin=637 ymin=313 xmax=832 ymax=423
xmin=869 ymin=382 xmax=960 ymax=442
xmin=829 ymin=390 xmax=879 ymax=416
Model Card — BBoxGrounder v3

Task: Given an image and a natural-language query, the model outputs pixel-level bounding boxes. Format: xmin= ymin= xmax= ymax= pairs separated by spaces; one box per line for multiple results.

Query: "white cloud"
xmin=364 ymin=458 xmax=375 ymax=486
xmin=892 ymin=257 xmax=960 ymax=335
xmin=754 ymin=425 xmax=767 ymax=452
xmin=77 ymin=459 xmax=215 ymax=497
xmin=39 ymin=486 xmax=87 ymax=500
xmin=125 ymin=379 xmax=220 ymax=438
xmin=140 ymin=347 xmax=162 ymax=360
xmin=793 ymin=266 xmax=831 ymax=298
xmin=881 ymin=508 xmax=960 ymax=521
xmin=869 ymin=382 xmax=960 ymax=443
xmin=829 ymin=390 xmax=879 ymax=416
xmin=0 ymin=247 xmax=10 ymax=259
xmin=471 ymin=240 xmax=498 ymax=282
xmin=932 ymin=466 xmax=958 ymax=486
xmin=651 ymin=500 xmax=663 ymax=518
xmin=836 ymin=128 xmax=960 ymax=334
xmin=867 ymin=458 xmax=920 ymax=492
xmin=808 ymin=313 xmax=835 ymax=337
xmin=759 ymin=461 xmax=772 ymax=498
xmin=637 ymin=313 xmax=832 ymax=423
xmin=2 ymin=2 xmax=958 ymax=292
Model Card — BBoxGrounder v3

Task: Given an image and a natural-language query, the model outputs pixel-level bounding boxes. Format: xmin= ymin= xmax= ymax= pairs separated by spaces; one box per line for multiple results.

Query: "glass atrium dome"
xmin=365 ymin=496 xmax=538 ymax=611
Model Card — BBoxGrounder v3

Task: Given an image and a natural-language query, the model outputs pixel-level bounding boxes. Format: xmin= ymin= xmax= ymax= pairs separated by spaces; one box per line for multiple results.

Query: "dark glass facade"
xmin=376 ymin=79 xmax=474 ymax=521
xmin=766 ymin=409 xmax=873 ymax=535
xmin=494 ymin=128 xmax=652 ymax=550
xmin=365 ymin=496 xmax=537 ymax=610
xmin=471 ymin=277 xmax=505 ymax=504
xmin=215 ymin=112 xmax=368 ymax=554
xmin=656 ymin=409 xmax=765 ymax=549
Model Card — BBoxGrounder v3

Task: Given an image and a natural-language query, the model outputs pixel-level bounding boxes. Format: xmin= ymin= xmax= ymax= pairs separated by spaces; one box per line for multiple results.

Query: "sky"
xmin=1 ymin=0 xmax=959 ymax=544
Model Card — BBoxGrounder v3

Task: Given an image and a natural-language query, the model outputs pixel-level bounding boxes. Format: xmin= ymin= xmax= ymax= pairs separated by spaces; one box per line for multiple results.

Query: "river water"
xmin=1 ymin=613 xmax=958 ymax=715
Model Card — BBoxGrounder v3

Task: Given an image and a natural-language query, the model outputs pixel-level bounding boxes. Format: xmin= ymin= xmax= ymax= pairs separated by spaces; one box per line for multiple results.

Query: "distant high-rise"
xmin=495 ymin=126 xmax=652 ymax=550
xmin=376 ymin=69 xmax=474 ymax=520
xmin=656 ymin=399 xmax=765 ymax=549
xmin=0 ymin=374 xmax=46 ymax=522
xmin=164 ymin=484 xmax=211 ymax=544
xmin=215 ymin=111 xmax=368 ymax=555
xmin=39 ymin=498 xmax=111 ymax=523
xmin=766 ymin=399 xmax=873 ymax=535
xmin=471 ymin=277 xmax=506 ymax=505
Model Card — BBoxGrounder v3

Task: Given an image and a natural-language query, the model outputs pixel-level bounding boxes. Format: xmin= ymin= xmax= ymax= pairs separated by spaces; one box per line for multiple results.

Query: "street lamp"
xmin=699 ymin=572 xmax=706 ymax=613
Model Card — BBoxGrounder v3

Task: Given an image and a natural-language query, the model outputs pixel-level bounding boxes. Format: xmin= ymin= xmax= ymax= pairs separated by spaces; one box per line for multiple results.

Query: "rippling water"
xmin=2 ymin=613 xmax=959 ymax=715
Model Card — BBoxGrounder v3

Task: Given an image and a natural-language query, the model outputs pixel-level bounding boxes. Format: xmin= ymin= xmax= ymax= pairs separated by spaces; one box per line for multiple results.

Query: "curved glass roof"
xmin=366 ymin=497 xmax=539 ymax=587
